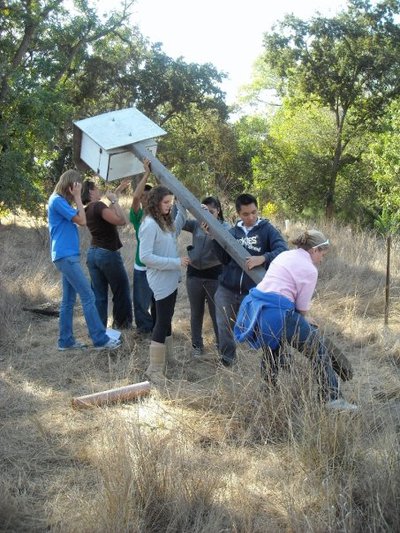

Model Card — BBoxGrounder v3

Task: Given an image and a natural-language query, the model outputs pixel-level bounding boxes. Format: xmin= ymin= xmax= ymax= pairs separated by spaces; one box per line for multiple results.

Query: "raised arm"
xmin=131 ymin=158 xmax=151 ymax=214
xmin=102 ymin=192 xmax=127 ymax=226
xmin=114 ymin=177 xmax=131 ymax=197
xmin=70 ymin=182 xmax=86 ymax=226
xmin=173 ymin=201 xmax=187 ymax=235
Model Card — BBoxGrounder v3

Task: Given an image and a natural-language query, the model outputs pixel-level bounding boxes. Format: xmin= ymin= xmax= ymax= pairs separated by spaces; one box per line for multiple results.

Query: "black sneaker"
xmin=191 ymin=345 xmax=204 ymax=358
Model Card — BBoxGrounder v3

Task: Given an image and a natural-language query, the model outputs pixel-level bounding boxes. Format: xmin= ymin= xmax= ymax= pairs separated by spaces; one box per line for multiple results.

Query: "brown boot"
xmin=165 ymin=335 xmax=173 ymax=363
xmin=145 ymin=341 xmax=166 ymax=382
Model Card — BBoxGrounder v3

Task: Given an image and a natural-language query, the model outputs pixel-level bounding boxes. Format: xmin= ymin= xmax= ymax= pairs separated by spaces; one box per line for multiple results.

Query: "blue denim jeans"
xmin=87 ymin=247 xmax=132 ymax=329
xmin=261 ymin=310 xmax=339 ymax=401
xmin=133 ymin=268 xmax=155 ymax=333
xmin=54 ymin=255 xmax=109 ymax=348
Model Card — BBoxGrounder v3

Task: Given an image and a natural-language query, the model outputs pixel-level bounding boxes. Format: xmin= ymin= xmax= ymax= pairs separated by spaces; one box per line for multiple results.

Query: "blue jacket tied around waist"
xmin=234 ymin=288 xmax=295 ymax=350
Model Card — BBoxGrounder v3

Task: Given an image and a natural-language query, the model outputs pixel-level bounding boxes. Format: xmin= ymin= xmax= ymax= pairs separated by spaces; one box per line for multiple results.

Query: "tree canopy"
xmin=262 ymin=0 xmax=400 ymax=218
xmin=0 ymin=0 xmax=229 ymax=214
xmin=4 ymin=0 xmax=400 ymax=228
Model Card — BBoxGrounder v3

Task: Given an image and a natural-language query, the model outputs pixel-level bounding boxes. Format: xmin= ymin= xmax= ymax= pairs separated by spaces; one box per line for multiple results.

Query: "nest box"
xmin=73 ymin=107 xmax=167 ymax=181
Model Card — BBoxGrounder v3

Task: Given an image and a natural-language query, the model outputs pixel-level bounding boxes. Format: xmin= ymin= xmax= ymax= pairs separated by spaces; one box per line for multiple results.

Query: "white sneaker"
xmin=326 ymin=398 xmax=358 ymax=412
xmin=94 ymin=338 xmax=122 ymax=351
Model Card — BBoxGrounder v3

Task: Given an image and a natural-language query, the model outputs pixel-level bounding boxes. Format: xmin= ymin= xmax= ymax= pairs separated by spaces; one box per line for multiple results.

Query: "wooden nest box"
xmin=73 ymin=107 xmax=167 ymax=181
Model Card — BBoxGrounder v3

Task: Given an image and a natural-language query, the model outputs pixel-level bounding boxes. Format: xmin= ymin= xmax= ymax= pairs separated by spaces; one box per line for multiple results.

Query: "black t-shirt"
xmin=85 ymin=201 xmax=122 ymax=251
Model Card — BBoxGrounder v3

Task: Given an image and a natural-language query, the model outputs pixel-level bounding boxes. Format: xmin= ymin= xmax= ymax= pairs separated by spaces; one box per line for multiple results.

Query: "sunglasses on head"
xmin=312 ymin=239 xmax=329 ymax=249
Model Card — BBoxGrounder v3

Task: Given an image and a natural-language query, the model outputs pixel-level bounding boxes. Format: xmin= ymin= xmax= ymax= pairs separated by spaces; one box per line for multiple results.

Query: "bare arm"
xmin=70 ymin=182 xmax=86 ymax=226
xmin=131 ymin=158 xmax=151 ymax=213
xmin=103 ymin=192 xmax=127 ymax=225
xmin=114 ymin=177 xmax=131 ymax=197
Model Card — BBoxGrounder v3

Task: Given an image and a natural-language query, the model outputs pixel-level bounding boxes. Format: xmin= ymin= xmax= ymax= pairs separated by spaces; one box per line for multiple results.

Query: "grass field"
xmin=1 ymin=206 xmax=400 ymax=532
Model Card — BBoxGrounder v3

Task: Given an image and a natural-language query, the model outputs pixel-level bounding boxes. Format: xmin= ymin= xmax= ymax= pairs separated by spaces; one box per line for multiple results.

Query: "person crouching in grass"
xmin=234 ymin=229 xmax=357 ymax=411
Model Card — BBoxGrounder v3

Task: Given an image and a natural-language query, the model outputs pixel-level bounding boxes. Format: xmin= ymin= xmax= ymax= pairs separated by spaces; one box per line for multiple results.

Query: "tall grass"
xmin=0 ymin=212 xmax=400 ymax=532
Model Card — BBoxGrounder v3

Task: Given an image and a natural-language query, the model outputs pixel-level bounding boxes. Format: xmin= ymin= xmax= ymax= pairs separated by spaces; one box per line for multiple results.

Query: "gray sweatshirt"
xmin=139 ymin=204 xmax=187 ymax=300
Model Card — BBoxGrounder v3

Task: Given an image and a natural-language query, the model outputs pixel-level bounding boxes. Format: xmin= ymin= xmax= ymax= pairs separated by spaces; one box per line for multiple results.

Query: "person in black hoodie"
xmin=213 ymin=193 xmax=288 ymax=367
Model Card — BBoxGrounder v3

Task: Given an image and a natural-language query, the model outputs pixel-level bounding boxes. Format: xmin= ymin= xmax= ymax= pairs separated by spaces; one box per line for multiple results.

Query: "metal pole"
xmin=130 ymin=141 xmax=266 ymax=285
xmin=384 ymin=234 xmax=391 ymax=326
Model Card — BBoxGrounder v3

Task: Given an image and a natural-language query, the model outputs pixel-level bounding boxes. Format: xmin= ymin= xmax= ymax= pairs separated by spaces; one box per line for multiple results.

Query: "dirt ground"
xmin=1 ymin=214 xmax=400 ymax=531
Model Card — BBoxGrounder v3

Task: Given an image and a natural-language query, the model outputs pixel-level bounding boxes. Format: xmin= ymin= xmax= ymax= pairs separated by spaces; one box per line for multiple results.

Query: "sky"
xmin=120 ymin=0 xmax=347 ymax=104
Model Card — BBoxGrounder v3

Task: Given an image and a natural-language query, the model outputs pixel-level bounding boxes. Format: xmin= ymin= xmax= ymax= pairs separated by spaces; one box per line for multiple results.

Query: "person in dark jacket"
xmin=213 ymin=193 xmax=288 ymax=367
xmin=183 ymin=197 xmax=230 ymax=357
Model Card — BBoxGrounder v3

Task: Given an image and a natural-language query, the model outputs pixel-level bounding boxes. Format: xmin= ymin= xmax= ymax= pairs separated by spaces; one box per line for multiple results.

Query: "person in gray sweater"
xmin=183 ymin=196 xmax=230 ymax=357
xmin=139 ymin=185 xmax=189 ymax=380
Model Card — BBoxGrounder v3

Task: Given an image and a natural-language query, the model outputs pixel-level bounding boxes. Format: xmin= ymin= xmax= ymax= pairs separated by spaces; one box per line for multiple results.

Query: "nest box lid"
xmin=73 ymin=107 xmax=166 ymax=151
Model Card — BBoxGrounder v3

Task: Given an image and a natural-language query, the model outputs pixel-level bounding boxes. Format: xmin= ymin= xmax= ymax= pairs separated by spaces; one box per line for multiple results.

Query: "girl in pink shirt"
xmin=235 ymin=229 xmax=357 ymax=411
xmin=256 ymin=247 xmax=318 ymax=313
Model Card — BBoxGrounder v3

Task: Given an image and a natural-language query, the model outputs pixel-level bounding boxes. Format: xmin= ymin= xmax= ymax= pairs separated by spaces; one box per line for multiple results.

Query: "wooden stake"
xmin=384 ymin=234 xmax=391 ymax=326
xmin=71 ymin=381 xmax=151 ymax=409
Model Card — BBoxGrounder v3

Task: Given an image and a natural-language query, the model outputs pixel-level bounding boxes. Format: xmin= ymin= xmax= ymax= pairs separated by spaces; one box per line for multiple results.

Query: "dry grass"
xmin=1 ymin=211 xmax=400 ymax=532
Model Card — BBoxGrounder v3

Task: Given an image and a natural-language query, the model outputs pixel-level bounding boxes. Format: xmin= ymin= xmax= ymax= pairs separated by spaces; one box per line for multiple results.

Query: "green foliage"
xmin=236 ymin=57 xmax=281 ymax=116
xmin=158 ymin=105 xmax=242 ymax=199
xmin=136 ymin=45 xmax=228 ymax=125
xmin=262 ymin=0 xmax=400 ymax=218
xmin=0 ymin=0 xmax=229 ymax=214
xmin=260 ymin=202 xmax=278 ymax=219
xmin=374 ymin=207 xmax=400 ymax=236
xmin=233 ymin=114 xmax=269 ymax=190
xmin=333 ymin=158 xmax=377 ymax=227
xmin=366 ymin=100 xmax=400 ymax=226
xmin=235 ymin=92 xmax=379 ymax=224
xmin=250 ymin=101 xmax=334 ymax=217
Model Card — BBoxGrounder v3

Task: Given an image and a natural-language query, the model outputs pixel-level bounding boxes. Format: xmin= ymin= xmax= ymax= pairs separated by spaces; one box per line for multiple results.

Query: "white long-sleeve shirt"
xmin=139 ymin=204 xmax=187 ymax=300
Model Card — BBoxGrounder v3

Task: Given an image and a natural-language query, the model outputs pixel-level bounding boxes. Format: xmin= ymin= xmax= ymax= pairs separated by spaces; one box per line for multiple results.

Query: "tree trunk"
xmin=325 ymin=122 xmax=344 ymax=219
xmin=325 ymin=190 xmax=335 ymax=220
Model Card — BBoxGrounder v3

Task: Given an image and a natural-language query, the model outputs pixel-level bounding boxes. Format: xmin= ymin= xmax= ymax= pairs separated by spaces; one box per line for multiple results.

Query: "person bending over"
xmin=234 ymin=229 xmax=358 ymax=411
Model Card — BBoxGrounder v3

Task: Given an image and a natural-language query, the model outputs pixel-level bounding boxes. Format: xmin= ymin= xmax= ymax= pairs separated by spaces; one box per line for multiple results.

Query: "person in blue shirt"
xmin=47 ymin=169 xmax=121 ymax=351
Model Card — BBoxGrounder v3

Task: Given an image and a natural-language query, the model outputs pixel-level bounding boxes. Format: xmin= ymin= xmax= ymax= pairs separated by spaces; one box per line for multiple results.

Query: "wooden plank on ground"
xmin=71 ymin=381 xmax=151 ymax=409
